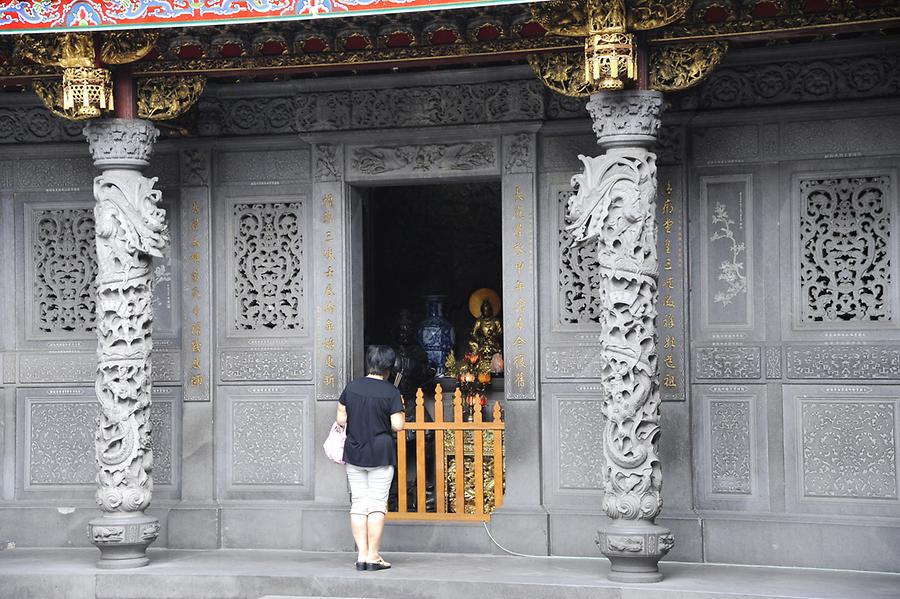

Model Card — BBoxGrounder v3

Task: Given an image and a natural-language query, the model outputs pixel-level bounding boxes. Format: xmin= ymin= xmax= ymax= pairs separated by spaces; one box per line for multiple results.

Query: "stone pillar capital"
xmin=587 ymin=90 xmax=664 ymax=150
xmin=84 ymin=118 xmax=159 ymax=169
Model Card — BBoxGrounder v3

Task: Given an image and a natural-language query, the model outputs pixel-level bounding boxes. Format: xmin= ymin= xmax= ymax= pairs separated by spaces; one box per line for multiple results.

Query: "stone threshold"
xmin=1 ymin=547 xmax=898 ymax=599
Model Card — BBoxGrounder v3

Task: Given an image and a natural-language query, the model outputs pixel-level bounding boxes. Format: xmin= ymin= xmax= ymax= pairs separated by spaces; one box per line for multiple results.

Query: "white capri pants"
xmin=346 ymin=464 xmax=394 ymax=516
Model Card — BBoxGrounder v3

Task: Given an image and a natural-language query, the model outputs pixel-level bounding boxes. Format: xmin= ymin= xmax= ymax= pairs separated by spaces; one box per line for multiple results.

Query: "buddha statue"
xmin=468 ymin=297 xmax=502 ymax=365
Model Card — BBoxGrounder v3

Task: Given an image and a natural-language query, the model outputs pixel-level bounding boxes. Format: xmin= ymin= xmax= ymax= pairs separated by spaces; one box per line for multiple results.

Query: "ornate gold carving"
xmin=444 ymin=431 xmax=504 ymax=515
xmin=128 ymin=36 xmax=578 ymax=77
xmin=31 ymin=78 xmax=75 ymax=121
xmin=533 ymin=0 xmax=690 ymax=36
xmin=529 ymin=51 xmax=600 ymax=98
xmin=531 ymin=0 xmax=589 ymax=36
xmin=17 ymin=32 xmax=95 ymax=68
xmin=585 ymin=31 xmax=636 ymax=90
xmin=100 ymin=31 xmax=159 ymax=65
xmin=650 ymin=42 xmax=728 ymax=91
xmin=137 ymin=77 xmax=206 ymax=121
xmin=628 ymin=0 xmax=692 ymax=30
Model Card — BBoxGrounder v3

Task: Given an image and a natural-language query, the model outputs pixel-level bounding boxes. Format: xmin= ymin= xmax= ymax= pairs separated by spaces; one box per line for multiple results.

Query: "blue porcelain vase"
xmin=417 ymin=295 xmax=455 ymax=377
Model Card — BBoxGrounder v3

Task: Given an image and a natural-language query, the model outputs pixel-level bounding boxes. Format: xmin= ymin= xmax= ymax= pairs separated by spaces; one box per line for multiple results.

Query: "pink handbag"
xmin=323 ymin=422 xmax=346 ymax=464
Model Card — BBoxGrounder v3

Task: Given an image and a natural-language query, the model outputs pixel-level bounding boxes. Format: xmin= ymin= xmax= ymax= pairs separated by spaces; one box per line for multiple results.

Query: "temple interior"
xmin=362 ymin=182 xmax=503 ymax=361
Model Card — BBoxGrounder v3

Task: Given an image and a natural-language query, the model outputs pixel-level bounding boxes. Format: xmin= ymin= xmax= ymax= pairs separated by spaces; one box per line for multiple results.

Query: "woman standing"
xmin=336 ymin=345 xmax=405 ymax=571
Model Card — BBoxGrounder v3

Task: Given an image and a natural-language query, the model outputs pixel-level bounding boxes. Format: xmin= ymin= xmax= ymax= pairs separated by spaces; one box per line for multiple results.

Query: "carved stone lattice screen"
xmin=798 ymin=175 xmax=893 ymax=325
xmin=231 ymin=200 xmax=305 ymax=334
xmin=30 ymin=207 xmax=97 ymax=335
xmin=557 ymin=188 xmax=602 ymax=326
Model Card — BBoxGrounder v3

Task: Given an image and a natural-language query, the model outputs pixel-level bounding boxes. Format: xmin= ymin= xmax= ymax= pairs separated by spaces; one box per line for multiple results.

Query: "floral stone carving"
xmin=567 ymin=90 xmax=672 ymax=583
xmin=84 ymin=118 xmax=166 ymax=569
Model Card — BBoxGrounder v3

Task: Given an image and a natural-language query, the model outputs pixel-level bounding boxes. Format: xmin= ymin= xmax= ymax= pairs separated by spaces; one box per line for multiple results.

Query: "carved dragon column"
xmin=84 ymin=118 xmax=167 ymax=568
xmin=567 ymin=90 xmax=672 ymax=582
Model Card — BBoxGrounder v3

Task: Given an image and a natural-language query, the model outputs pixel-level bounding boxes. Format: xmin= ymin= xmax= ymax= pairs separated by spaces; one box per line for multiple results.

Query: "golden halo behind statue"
xmin=469 ymin=288 xmax=501 ymax=318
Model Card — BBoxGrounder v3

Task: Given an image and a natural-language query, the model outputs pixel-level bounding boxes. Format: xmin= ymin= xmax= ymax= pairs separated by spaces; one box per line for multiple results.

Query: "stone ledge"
xmin=1 ymin=548 xmax=899 ymax=599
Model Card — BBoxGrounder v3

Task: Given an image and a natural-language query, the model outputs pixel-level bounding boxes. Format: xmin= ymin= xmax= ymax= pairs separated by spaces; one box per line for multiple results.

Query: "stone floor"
xmin=1 ymin=548 xmax=898 ymax=599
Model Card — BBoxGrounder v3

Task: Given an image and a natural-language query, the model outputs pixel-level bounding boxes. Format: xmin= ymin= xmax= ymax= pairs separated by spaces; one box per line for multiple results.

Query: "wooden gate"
xmin=387 ymin=384 xmax=505 ymax=522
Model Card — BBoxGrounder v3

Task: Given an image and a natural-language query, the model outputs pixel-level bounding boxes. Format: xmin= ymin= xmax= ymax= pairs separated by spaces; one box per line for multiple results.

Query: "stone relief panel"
xmin=19 ymin=353 xmax=94 ymax=384
xmin=542 ymin=387 xmax=608 ymax=507
xmin=0 ymin=105 xmax=83 ymax=144
xmin=229 ymin=199 xmax=306 ymax=336
xmin=784 ymin=385 xmax=900 ymax=516
xmin=231 ymin=398 xmax=305 ymax=485
xmin=557 ymin=399 xmax=605 ymax=490
xmin=348 ymin=142 xmax=497 ymax=178
xmin=27 ymin=399 xmax=95 ymax=486
xmin=542 ymin=345 xmax=602 ymax=380
xmin=697 ymin=175 xmax=755 ymax=335
xmin=781 ymin=116 xmax=900 ymax=159
xmin=148 ymin=395 xmax=175 ymax=487
xmin=15 ymin=157 xmax=94 ymax=191
xmin=801 ymin=400 xmax=896 ymax=500
xmin=693 ymin=385 xmax=769 ymax=510
xmin=785 ymin=344 xmax=900 ymax=379
xmin=709 ymin=399 xmax=753 ymax=495
xmin=795 ymin=173 xmax=895 ymax=327
xmin=765 ymin=346 xmax=783 ymax=379
xmin=29 ymin=206 xmax=96 ymax=337
xmin=692 ymin=126 xmax=759 ymax=166
xmin=687 ymin=50 xmax=900 ymax=110
xmin=220 ymin=386 xmax=312 ymax=499
xmin=197 ymin=80 xmax=545 ymax=137
xmin=693 ymin=345 xmax=761 ymax=380
xmin=216 ymin=148 xmax=310 ymax=186
xmin=220 ymin=349 xmax=313 ymax=382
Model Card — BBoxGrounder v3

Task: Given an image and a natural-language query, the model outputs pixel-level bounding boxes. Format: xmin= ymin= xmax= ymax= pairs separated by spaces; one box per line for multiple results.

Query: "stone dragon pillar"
xmin=567 ymin=90 xmax=673 ymax=582
xmin=84 ymin=119 xmax=168 ymax=568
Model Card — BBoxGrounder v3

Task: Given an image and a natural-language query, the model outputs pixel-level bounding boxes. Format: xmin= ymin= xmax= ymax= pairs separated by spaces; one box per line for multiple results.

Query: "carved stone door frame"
xmin=306 ymin=123 xmax=540 ymax=403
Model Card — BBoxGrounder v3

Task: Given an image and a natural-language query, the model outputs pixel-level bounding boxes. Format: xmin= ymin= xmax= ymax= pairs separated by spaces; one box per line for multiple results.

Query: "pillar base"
xmin=89 ymin=512 xmax=159 ymax=569
xmin=597 ymin=519 xmax=673 ymax=583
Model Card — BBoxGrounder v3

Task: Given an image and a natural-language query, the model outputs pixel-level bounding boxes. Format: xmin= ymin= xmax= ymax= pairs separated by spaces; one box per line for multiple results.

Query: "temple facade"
xmin=0 ymin=0 xmax=898 ymax=580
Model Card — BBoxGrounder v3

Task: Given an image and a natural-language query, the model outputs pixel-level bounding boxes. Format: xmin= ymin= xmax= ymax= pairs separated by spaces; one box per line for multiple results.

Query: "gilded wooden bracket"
xmin=137 ymin=76 xmax=206 ymax=121
xmin=530 ymin=0 xmax=699 ymax=93
xmin=529 ymin=51 xmax=601 ymax=97
xmin=649 ymin=42 xmax=728 ymax=91
xmin=100 ymin=31 xmax=159 ymax=65
xmin=33 ymin=75 xmax=205 ymax=122
xmin=627 ymin=0 xmax=692 ymax=30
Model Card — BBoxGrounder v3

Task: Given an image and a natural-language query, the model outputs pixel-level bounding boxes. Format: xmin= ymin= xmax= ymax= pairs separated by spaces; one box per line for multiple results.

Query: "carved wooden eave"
xmin=0 ymin=2 xmax=896 ymax=85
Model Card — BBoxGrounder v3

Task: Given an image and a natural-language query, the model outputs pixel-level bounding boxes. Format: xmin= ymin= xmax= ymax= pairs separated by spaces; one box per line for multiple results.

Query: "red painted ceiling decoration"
xmin=0 ymin=1 xmax=547 ymax=34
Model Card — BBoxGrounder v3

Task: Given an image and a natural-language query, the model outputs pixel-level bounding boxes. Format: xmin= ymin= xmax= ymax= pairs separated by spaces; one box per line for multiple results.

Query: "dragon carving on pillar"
xmin=566 ymin=90 xmax=671 ymax=582
xmin=84 ymin=119 xmax=167 ymax=566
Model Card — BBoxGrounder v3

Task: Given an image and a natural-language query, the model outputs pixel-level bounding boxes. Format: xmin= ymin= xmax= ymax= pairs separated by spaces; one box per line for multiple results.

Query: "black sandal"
xmin=366 ymin=558 xmax=391 ymax=571
xmin=355 ymin=561 xmax=366 ymax=571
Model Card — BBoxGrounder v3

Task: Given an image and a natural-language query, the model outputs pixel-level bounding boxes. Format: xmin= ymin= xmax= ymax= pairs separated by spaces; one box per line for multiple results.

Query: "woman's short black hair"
xmin=365 ymin=345 xmax=396 ymax=377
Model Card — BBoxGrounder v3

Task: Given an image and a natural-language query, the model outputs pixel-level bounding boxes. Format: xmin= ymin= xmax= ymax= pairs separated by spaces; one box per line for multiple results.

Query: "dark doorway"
xmin=362 ymin=181 xmax=503 ymax=357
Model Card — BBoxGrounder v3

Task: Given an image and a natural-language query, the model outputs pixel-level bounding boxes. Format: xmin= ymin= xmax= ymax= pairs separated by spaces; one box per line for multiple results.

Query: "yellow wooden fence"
xmin=387 ymin=384 xmax=505 ymax=522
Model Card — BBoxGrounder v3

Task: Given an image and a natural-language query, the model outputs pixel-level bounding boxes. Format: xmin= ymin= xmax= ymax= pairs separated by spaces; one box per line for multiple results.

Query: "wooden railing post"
xmin=434 ymin=385 xmax=446 ymax=514
xmin=493 ymin=400 xmax=504 ymax=508
xmin=473 ymin=398 xmax=485 ymax=518
xmin=453 ymin=389 xmax=465 ymax=516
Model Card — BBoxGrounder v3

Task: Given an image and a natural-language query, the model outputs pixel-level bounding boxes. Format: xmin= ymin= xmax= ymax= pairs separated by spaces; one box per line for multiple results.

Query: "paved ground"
xmin=1 ymin=548 xmax=898 ymax=599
